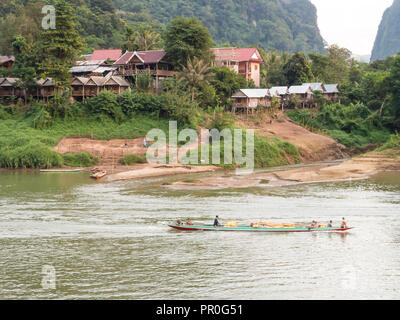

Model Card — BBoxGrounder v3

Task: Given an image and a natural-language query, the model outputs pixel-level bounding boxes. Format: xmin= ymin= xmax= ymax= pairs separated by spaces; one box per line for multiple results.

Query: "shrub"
xmin=377 ymin=134 xmax=400 ymax=151
xmin=86 ymin=90 xmax=125 ymax=123
xmin=0 ymin=106 xmax=11 ymax=120
xmin=120 ymin=154 xmax=147 ymax=165
xmin=286 ymin=103 xmax=391 ymax=150
xmin=62 ymin=152 xmax=100 ymax=167
xmin=0 ymin=142 xmax=63 ymax=169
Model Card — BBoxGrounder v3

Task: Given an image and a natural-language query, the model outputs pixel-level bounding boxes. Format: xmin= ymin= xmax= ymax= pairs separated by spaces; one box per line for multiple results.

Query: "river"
xmin=0 ymin=169 xmax=399 ymax=299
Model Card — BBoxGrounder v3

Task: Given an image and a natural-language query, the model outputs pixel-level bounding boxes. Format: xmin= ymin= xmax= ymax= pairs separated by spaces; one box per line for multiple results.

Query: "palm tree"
xmin=178 ymin=57 xmax=214 ymax=101
xmin=134 ymin=29 xmax=160 ymax=51
xmin=123 ymin=27 xmax=161 ymax=52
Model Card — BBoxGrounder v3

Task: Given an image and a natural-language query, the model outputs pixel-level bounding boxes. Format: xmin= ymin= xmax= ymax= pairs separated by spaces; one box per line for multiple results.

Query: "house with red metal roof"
xmin=211 ymin=48 xmax=264 ymax=87
xmin=89 ymin=49 xmax=122 ymax=63
xmin=113 ymin=50 xmax=176 ymax=91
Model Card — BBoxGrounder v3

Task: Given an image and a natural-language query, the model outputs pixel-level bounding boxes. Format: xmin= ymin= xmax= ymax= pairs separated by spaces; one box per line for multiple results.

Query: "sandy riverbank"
xmin=103 ymin=163 xmax=220 ymax=182
xmin=163 ymin=151 xmax=400 ymax=190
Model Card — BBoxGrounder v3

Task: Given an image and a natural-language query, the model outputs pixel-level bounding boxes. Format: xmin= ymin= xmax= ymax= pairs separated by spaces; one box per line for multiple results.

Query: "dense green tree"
xmin=0 ymin=1 xmax=44 ymax=55
xmin=309 ymin=53 xmax=329 ymax=82
xmin=259 ymin=49 xmax=290 ymax=87
xmin=38 ymin=0 xmax=85 ymax=87
xmin=324 ymin=45 xmax=352 ymax=84
xmin=164 ymin=17 xmax=213 ymax=69
xmin=209 ymin=67 xmax=247 ymax=104
xmin=283 ymin=52 xmax=313 ymax=85
xmin=89 ymin=0 xmax=115 ymax=12
xmin=387 ymin=55 xmax=400 ymax=129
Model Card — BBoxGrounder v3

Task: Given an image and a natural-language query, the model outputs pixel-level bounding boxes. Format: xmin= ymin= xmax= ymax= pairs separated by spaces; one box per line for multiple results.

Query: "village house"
xmin=269 ymin=86 xmax=289 ymax=109
xmin=323 ymin=84 xmax=340 ymax=103
xmin=0 ymin=78 xmax=21 ymax=97
xmin=113 ymin=50 xmax=176 ymax=91
xmin=211 ymin=48 xmax=264 ymax=87
xmin=288 ymin=85 xmax=313 ymax=108
xmin=0 ymin=56 xmax=15 ymax=69
xmin=0 ymin=74 xmax=130 ymax=102
xmin=71 ymin=74 xmax=130 ymax=101
xmin=231 ymin=88 xmax=271 ymax=114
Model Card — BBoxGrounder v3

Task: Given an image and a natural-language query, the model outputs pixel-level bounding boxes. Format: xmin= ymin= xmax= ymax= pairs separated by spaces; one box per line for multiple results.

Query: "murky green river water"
xmin=0 ymin=169 xmax=399 ymax=300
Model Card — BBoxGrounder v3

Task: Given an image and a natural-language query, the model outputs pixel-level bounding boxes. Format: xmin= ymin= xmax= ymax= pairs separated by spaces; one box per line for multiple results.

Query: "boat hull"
xmin=168 ymin=223 xmax=353 ymax=233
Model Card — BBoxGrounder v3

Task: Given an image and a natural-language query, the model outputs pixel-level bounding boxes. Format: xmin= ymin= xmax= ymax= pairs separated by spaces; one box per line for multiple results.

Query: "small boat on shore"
xmin=168 ymin=222 xmax=353 ymax=233
xmin=90 ymin=168 xmax=107 ymax=179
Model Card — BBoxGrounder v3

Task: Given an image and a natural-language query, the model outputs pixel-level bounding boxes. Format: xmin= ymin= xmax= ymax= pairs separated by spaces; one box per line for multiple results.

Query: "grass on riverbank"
xmin=62 ymin=152 xmax=100 ymax=167
xmin=375 ymin=134 xmax=400 ymax=157
xmin=120 ymin=154 xmax=147 ymax=165
xmin=286 ymin=104 xmax=391 ymax=151
xmin=187 ymin=131 xmax=301 ymax=169
xmin=0 ymin=114 xmax=169 ymax=169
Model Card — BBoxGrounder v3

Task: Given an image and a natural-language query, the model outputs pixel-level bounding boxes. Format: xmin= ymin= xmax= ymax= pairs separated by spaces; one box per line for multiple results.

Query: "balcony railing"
xmin=115 ymin=69 xmax=176 ymax=77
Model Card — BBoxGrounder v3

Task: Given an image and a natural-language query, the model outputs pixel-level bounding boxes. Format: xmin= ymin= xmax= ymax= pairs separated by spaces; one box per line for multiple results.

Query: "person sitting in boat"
xmin=341 ymin=217 xmax=348 ymax=229
xmin=214 ymin=216 xmax=221 ymax=227
xmin=176 ymin=219 xmax=183 ymax=226
xmin=186 ymin=218 xmax=193 ymax=226
xmin=310 ymin=220 xmax=318 ymax=228
xmin=327 ymin=220 xmax=333 ymax=228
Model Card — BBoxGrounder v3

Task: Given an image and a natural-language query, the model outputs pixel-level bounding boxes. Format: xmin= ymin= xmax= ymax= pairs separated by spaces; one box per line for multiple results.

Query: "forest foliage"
xmin=0 ymin=0 xmax=325 ymax=55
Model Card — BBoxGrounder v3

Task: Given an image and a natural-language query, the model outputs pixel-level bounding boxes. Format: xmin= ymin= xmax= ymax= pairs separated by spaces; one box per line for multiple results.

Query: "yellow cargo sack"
xmin=225 ymin=221 xmax=237 ymax=227
xmin=283 ymin=223 xmax=296 ymax=228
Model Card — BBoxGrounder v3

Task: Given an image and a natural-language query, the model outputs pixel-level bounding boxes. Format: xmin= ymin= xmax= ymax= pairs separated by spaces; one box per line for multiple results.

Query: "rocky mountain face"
xmin=371 ymin=0 xmax=400 ymax=61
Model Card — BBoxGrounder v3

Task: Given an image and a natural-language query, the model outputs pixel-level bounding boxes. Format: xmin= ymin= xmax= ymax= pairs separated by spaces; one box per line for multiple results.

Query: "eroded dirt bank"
xmin=236 ymin=113 xmax=349 ymax=162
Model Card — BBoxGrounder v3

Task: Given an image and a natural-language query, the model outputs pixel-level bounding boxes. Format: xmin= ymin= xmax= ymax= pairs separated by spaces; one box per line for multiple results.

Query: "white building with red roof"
xmin=211 ymin=48 xmax=264 ymax=87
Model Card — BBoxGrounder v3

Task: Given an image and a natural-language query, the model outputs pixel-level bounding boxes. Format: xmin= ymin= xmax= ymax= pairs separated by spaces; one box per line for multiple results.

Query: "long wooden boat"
xmin=168 ymin=222 xmax=353 ymax=233
xmin=40 ymin=169 xmax=83 ymax=172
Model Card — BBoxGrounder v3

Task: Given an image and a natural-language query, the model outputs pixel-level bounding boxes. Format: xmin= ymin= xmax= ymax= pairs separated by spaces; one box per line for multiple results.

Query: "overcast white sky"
xmin=310 ymin=0 xmax=393 ymax=55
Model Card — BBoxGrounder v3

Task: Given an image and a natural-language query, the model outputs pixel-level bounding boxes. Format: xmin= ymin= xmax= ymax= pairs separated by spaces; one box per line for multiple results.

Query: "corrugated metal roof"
xmin=270 ymin=86 xmax=288 ymax=96
xmin=324 ymin=84 xmax=339 ymax=93
xmin=93 ymin=66 xmax=117 ymax=74
xmin=0 ymin=78 xmax=19 ymax=86
xmin=70 ymin=65 xmax=100 ymax=73
xmin=288 ymin=85 xmax=312 ymax=94
xmin=302 ymin=83 xmax=325 ymax=91
xmin=232 ymin=88 xmax=270 ymax=98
